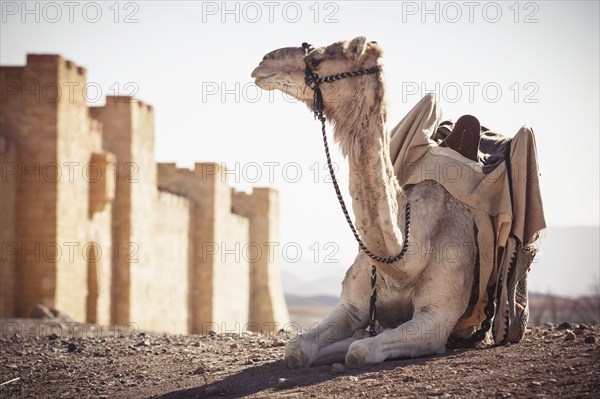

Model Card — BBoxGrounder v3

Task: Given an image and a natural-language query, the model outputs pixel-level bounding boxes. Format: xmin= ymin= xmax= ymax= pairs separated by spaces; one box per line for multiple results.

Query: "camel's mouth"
xmin=251 ymin=60 xmax=309 ymax=100
xmin=251 ymin=64 xmax=276 ymax=77
xmin=251 ymin=67 xmax=279 ymax=90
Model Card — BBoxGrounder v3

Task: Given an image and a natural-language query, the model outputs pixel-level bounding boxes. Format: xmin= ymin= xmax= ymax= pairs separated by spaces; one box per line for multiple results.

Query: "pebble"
xmin=230 ymin=343 xmax=239 ymax=349
xmin=204 ymin=385 xmax=228 ymax=396
xmin=30 ymin=304 xmax=56 ymax=319
xmin=48 ymin=333 xmax=59 ymax=340
xmin=426 ymin=391 xmax=445 ymax=397
xmin=495 ymin=391 xmax=511 ymax=398
xmin=564 ymin=332 xmax=576 ymax=341
xmin=584 ymin=336 xmax=596 ymax=344
xmin=557 ymin=322 xmax=572 ymax=330
xmin=277 ymin=377 xmax=299 ymax=390
xmin=528 ymin=381 xmax=542 ymax=388
xmin=573 ymin=328 xmax=585 ymax=336
xmin=136 ymin=339 xmax=150 ymax=347
xmin=67 ymin=343 xmax=77 ymax=352
xmin=504 ymin=341 xmax=512 ymax=347
xmin=331 ymin=363 xmax=345 ymax=374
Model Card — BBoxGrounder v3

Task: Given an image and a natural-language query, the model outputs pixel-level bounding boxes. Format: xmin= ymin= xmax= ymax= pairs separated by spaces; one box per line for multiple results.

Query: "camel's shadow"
xmin=155 ymin=348 xmax=475 ymax=398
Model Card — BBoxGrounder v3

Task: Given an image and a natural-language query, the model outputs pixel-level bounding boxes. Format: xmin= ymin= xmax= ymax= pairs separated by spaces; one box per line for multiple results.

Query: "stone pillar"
xmin=91 ymin=97 xmax=156 ymax=325
xmin=0 ymin=55 xmax=60 ymax=316
xmin=232 ymin=188 xmax=290 ymax=332
xmin=0 ymin=135 xmax=18 ymax=317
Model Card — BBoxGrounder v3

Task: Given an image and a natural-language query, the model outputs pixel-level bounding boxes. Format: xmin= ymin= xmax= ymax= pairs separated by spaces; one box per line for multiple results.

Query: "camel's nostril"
xmin=262 ymin=55 xmax=269 ymax=61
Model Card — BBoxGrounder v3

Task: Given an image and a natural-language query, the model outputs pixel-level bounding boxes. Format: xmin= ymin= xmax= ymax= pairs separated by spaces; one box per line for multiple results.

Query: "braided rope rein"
xmin=302 ymin=42 xmax=411 ymax=265
xmin=301 ymin=43 xmax=411 ymax=337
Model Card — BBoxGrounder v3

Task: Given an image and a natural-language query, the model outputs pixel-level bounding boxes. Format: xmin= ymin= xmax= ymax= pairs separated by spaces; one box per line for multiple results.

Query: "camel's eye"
xmin=307 ymin=57 xmax=323 ymax=69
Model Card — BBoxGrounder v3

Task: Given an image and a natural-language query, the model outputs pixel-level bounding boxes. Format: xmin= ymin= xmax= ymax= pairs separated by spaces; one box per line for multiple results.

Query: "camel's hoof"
xmin=345 ymin=340 xmax=381 ymax=365
xmin=345 ymin=349 xmax=367 ymax=365
xmin=284 ymin=339 xmax=310 ymax=368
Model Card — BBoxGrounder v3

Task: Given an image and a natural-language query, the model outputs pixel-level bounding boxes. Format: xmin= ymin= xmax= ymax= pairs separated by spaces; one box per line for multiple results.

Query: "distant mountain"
xmin=527 ymin=225 xmax=599 ymax=297
xmin=285 ymin=292 xmax=599 ymax=326
xmin=281 ymin=266 xmax=345 ymax=297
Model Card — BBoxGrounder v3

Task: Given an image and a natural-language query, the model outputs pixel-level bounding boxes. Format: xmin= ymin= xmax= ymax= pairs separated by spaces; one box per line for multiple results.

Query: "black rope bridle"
xmin=301 ymin=42 xmax=411 ymax=337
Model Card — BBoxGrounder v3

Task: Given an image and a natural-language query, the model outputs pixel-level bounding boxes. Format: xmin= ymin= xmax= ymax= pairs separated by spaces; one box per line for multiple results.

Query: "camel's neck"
xmin=327 ymin=84 xmax=406 ymax=259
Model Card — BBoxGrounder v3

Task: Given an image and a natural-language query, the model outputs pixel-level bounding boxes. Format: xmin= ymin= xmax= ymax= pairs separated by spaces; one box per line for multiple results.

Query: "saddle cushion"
xmin=439 ymin=114 xmax=481 ymax=162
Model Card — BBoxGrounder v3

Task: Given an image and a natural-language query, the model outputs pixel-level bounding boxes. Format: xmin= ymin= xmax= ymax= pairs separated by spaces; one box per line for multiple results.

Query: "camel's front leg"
xmin=285 ymin=301 xmax=368 ymax=368
xmin=345 ymin=309 xmax=455 ymax=364
xmin=345 ymin=266 xmax=472 ymax=364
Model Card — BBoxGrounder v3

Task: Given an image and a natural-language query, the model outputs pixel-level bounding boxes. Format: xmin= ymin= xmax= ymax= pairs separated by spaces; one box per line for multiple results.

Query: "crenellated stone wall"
xmin=0 ymin=54 xmax=289 ymax=334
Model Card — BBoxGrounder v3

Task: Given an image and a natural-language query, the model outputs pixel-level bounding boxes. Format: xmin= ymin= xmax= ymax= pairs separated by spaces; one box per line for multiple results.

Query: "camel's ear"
xmin=344 ymin=36 xmax=368 ymax=61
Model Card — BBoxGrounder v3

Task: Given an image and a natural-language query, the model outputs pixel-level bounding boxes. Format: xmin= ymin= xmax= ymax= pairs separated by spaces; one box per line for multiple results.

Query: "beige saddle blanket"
xmin=389 ymin=94 xmax=546 ymax=343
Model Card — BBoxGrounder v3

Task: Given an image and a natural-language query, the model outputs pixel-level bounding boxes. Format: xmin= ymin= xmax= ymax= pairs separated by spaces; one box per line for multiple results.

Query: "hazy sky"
xmin=2 ymin=1 xmax=598 ymax=297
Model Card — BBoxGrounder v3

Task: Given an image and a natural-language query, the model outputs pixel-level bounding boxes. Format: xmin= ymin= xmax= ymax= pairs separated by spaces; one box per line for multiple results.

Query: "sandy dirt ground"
xmin=1 ymin=319 xmax=598 ymax=398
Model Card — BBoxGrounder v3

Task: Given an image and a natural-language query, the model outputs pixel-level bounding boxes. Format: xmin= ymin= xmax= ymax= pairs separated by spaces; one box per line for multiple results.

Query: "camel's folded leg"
xmin=285 ymin=302 xmax=368 ymax=368
xmin=311 ymin=337 xmax=359 ymax=366
xmin=345 ymin=308 xmax=459 ymax=365
xmin=311 ymin=329 xmax=371 ymax=366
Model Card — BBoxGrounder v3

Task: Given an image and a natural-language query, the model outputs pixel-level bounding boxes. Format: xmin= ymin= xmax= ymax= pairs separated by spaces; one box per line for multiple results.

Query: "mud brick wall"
xmin=1 ymin=56 xmax=62 ymax=317
xmin=0 ymin=54 xmax=289 ymax=335
xmin=0 ymin=135 xmax=18 ymax=317
xmin=133 ymin=190 xmax=190 ymax=334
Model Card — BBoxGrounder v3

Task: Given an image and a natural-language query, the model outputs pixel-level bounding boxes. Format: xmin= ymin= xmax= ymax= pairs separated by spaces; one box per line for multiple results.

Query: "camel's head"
xmin=251 ymin=36 xmax=383 ymax=107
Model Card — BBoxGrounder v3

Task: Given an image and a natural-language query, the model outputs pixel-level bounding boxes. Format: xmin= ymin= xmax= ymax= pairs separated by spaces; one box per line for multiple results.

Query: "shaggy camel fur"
xmin=252 ymin=37 xmax=478 ymax=367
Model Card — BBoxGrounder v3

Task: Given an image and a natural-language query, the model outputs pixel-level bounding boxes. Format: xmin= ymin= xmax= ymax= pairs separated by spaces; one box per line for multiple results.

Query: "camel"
xmin=251 ymin=37 xmax=479 ymax=367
